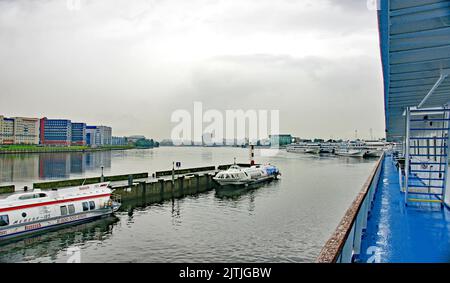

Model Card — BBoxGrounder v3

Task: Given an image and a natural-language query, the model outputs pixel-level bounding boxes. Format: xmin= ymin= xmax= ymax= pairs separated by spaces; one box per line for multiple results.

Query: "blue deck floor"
xmin=359 ymin=155 xmax=450 ymax=263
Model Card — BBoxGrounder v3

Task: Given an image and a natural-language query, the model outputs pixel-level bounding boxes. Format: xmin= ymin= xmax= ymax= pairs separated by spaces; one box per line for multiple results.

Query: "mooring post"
xmin=195 ymin=174 xmax=200 ymax=193
xmin=172 ymin=161 xmax=175 ymax=184
xmin=158 ymin=179 xmax=164 ymax=197
xmin=128 ymin=175 xmax=133 ymax=187
xmin=101 ymin=166 xmax=105 ymax=182
xmin=179 ymin=176 xmax=184 ymax=196
xmin=140 ymin=181 xmax=147 ymax=196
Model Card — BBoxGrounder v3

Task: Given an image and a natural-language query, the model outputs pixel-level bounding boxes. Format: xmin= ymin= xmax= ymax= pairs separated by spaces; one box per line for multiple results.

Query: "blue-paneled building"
xmin=71 ymin=122 xmax=86 ymax=146
xmin=40 ymin=118 xmax=72 ymax=146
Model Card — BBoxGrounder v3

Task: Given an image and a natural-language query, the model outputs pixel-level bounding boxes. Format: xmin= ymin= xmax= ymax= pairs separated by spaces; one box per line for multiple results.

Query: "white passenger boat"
xmin=213 ymin=164 xmax=280 ymax=186
xmin=0 ymin=182 xmax=121 ymax=241
xmin=286 ymin=143 xmax=320 ymax=154
xmin=335 ymin=142 xmax=366 ymax=157
xmin=320 ymin=143 xmax=338 ymax=154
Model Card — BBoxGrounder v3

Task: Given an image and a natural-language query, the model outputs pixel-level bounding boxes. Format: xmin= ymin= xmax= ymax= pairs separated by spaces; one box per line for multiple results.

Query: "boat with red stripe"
xmin=0 ymin=182 xmax=121 ymax=242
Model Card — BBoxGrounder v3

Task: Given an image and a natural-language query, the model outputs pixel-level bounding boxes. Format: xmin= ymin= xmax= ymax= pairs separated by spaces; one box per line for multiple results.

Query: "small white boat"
xmin=0 ymin=182 xmax=121 ymax=241
xmin=213 ymin=164 xmax=280 ymax=186
xmin=286 ymin=143 xmax=320 ymax=154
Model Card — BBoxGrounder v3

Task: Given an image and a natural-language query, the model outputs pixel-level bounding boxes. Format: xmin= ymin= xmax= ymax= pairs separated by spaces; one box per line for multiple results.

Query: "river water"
xmin=0 ymin=147 xmax=377 ymax=263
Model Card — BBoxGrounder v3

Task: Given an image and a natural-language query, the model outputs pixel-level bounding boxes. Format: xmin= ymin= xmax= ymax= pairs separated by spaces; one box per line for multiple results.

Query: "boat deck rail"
xmin=317 ymin=153 xmax=385 ymax=263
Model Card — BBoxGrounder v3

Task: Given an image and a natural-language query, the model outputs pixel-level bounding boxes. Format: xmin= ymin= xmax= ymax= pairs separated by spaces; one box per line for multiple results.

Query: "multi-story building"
xmin=112 ymin=136 xmax=128 ymax=146
xmin=0 ymin=116 xmax=40 ymax=145
xmin=86 ymin=125 xmax=112 ymax=147
xmin=270 ymin=134 xmax=293 ymax=147
xmin=13 ymin=117 xmax=40 ymax=144
xmin=71 ymin=123 xmax=86 ymax=146
xmin=99 ymin=126 xmax=112 ymax=145
xmin=40 ymin=118 xmax=72 ymax=146
xmin=0 ymin=116 xmax=15 ymax=144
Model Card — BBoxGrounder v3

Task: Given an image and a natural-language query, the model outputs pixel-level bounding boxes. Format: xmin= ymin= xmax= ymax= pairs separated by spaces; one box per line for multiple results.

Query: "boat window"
xmin=18 ymin=193 xmax=47 ymax=200
xmin=60 ymin=206 xmax=68 ymax=216
xmin=82 ymin=202 xmax=89 ymax=212
xmin=18 ymin=194 xmax=35 ymax=200
xmin=89 ymin=201 xmax=95 ymax=210
xmin=68 ymin=204 xmax=75 ymax=215
xmin=0 ymin=215 xmax=9 ymax=227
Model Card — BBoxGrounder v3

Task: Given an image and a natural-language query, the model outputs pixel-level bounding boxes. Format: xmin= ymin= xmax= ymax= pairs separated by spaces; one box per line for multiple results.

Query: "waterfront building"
xmin=112 ymin=136 xmax=128 ymax=146
xmin=71 ymin=123 xmax=86 ymax=146
xmin=0 ymin=116 xmax=16 ymax=144
xmin=270 ymin=134 xmax=293 ymax=147
xmin=0 ymin=116 xmax=40 ymax=145
xmin=12 ymin=117 xmax=40 ymax=145
xmin=40 ymin=118 xmax=72 ymax=146
xmin=127 ymin=135 xmax=146 ymax=144
xmin=86 ymin=125 xmax=112 ymax=147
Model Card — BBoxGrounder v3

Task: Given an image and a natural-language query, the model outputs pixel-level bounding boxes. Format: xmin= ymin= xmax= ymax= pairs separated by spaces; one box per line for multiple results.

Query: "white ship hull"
xmin=214 ymin=175 xmax=276 ymax=186
xmin=0 ymin=208 xmax=112 ymax=241
xmin=0 ymin=182 xmax=121 ymax=242
xmin=335 ymin=150 xmax=365 ymax=157
xmin=287 ymin=147 xmax=320 ymax=154
xmin=213 ymin=164 xmax=280 ymax=187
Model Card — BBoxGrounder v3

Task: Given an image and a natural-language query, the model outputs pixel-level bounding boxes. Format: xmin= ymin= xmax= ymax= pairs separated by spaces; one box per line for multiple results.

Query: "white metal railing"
xmin=317 ymin=153 xmax=385 ymax=263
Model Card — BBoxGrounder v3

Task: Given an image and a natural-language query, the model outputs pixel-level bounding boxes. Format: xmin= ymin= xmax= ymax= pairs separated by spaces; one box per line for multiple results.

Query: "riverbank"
xmin=0 ymin=144 xmax=136 ymax=154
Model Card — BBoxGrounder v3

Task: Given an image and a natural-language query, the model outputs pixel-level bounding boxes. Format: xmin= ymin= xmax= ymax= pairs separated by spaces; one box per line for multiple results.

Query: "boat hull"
xmin=335 ymin=150 xmax=365 ymax=157
xmin=0 ymin=208 xmax=114 ymax=242
xmin=214 ymin=175 xmax=276 ymax=187
xmin=364 ymin=150 xmax=384 ymax=158
xmin=287 ymin=148 xmax=320 ymax=154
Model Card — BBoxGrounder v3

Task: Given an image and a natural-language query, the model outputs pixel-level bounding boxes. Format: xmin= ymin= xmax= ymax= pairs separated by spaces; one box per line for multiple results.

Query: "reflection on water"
xmin=0 ymin=148 xmax=379 ymax=262
xmin=0 ymin=216 xmax=118 ymax=263
xmin=0 ymin=151 xmax=112 ymax=187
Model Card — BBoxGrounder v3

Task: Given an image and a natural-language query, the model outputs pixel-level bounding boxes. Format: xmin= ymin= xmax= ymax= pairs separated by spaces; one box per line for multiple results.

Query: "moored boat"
xmin=286 ymin=143 xmax=320 ymax=154
xmin=0 ymin=182 xmax=121 ymax=242
xmin=335 ymin=149 xmax=365 ymax=157
xmin=213 ymin=164 xmax=280 ymax=186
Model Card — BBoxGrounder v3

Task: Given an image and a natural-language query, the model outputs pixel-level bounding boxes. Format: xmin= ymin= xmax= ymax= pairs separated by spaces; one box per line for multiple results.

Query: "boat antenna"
xmin=234 ymin=157 xmax=236 ymax=165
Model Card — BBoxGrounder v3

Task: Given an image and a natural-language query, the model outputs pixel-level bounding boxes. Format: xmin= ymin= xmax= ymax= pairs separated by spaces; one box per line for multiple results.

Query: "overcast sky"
xmin=0 ymin=0 xmax=384 ymax=140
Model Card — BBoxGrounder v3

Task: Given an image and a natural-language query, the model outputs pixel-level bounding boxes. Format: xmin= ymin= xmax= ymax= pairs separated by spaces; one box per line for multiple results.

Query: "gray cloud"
xmin=0 ymin=0 xmax=384 ymax=140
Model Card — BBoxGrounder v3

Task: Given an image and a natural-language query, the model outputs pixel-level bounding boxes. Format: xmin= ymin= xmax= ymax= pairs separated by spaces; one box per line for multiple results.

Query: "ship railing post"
xmin=405 ymin=107 xmax=411 ymax=205
xmin=442 ymin=105 xmax=450 ymax=205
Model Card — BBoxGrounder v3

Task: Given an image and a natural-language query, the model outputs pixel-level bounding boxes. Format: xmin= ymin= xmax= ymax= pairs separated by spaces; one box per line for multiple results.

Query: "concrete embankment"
xmin=112 ymin=174 xmax=216 ymax=206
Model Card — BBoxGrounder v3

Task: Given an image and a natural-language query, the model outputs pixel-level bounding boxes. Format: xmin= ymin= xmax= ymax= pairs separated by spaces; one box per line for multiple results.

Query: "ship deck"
xmin=359 ymin=155 xmax=450 ymax=263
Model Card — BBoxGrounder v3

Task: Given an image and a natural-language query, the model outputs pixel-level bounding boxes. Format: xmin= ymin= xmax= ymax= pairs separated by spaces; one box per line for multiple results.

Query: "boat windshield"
xmin=18 ymin=193 xmax=48 ymax=200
